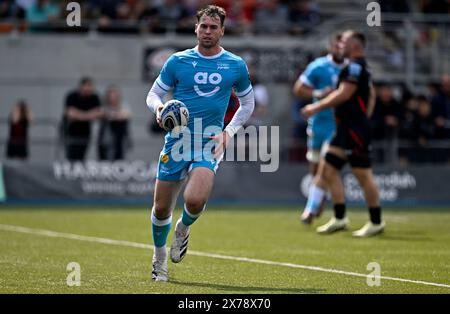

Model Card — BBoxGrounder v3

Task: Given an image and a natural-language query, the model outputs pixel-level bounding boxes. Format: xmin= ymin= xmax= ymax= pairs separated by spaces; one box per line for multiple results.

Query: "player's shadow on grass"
xmin=376 ymin=230 xmax=432 ymax=242
xmin=379 ymin=235 xmax=432 ymax=241
xmin=169 ymin=279 xmax=325 ymax=294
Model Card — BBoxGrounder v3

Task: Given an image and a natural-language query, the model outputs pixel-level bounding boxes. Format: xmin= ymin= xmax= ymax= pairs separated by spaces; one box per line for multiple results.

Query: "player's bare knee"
xmin=184 ymin=197 xmax=206 ymax=214
xmin=152 ymin=203 xmax=172 ymax=219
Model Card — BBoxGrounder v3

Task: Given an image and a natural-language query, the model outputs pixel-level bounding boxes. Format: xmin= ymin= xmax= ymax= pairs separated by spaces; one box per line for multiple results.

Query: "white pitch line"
xmin=1 ymin=223 xmax=449 ymax=289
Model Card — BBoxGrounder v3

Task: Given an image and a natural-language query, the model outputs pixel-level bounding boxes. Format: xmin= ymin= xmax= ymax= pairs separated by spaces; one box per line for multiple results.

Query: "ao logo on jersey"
xmin=194 ymin=72 xmax=222 ymax=97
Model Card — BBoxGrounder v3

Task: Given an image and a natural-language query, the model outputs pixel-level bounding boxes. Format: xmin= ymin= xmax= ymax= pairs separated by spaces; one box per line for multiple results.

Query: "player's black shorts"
xmin=329 ymin=123 xmax=371 ymax=169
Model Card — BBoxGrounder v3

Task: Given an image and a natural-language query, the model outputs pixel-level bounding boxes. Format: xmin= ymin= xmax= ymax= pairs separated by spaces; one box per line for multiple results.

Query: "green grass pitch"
xmin=0 ymin=206 xmax=449 ymax=293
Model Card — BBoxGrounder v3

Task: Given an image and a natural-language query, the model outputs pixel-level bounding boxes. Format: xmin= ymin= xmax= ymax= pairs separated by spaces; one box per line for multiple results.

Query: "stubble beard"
xmin=199 ymin=37 xmax=219 ymax=50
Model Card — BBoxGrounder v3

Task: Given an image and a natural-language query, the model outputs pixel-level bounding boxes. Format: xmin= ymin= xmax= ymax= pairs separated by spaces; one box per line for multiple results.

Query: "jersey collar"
xmin=194 ymin=46 xmax=225 ymax=59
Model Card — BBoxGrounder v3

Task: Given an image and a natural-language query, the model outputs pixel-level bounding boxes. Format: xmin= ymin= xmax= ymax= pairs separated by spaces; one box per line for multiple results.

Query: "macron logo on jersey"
xmin=194 ymin=72 xmax=222 ymax=97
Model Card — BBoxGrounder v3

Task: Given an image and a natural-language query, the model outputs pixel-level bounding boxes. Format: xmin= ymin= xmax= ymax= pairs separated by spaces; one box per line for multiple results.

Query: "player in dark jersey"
xmin=302 ymin=30 xmax=384 ymax=237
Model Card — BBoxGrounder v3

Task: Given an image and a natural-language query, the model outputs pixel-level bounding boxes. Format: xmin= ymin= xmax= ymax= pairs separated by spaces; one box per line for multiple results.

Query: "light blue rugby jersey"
xmin=300 ymin=54 xmax=346 ymax=129
xmin=155 ymin=47 xmax=252 ymax=147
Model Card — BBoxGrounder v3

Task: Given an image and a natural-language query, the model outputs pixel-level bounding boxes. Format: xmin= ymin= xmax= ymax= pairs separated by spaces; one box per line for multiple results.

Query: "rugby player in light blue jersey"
xmin=293 ymin=34 xmax=347 ymax=224
xmin=146 ymin=5 xmax=255 ymax=282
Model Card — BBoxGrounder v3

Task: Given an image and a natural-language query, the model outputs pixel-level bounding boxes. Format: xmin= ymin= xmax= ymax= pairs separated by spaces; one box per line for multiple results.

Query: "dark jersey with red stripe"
xmin=330 ymin=57 xmax=372 ymax=167
xmin=335 ymin=57 xmax=371 ymax=126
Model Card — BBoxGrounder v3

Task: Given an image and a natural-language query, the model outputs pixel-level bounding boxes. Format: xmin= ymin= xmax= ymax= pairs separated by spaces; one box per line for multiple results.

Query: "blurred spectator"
xmin=398 ymin=96 xmax=418 ymax=163
xmin=221 ymin=0 xmax=249 ymax=34
xmin=288 ymin=0 xmax=320 ymax=35
xmin=97 ymin=86 xmax=131 ymax=161
xmin=63 ymin=77 xmax=102 ymax=161
xmin=371 ymin=84 xmax=403 ymax=140
xmin=0 ymin=0 xmax=15 ymax=19
xmin=92 ymin=0 xmax=122 ymax=19
xmin=253 ymin=0 xmax=288 ymax=35
xmin=415 ymin=95 xmax=436 ymax=145
xmin=427 ymin=81 xmax=440 ymax=100
xmin=157 ymin=0 xmax=191 ymax=33
xmin=26 ymin=0 xmax=59 ymax=23
xmin=15 ymin=0 xmax=35 ymax=19
xmin=91 ymin=0 xmax=145 ymax=32
xmin=93 ymin=0 xmax=130 ymax=30
xmin=399 ymin=96 xmax=419 ymax=140
xmin=0 ymin=1 xmax=17 ymax=33
xmin=138 ymin=0 xmax=192 ymax=33
xmin=399 ymin=82 xmax=413 ymax=105
xmin=137 ymin=1 xmax=160 ymax=32
xmin=6 ymin=100 xmax=32 ymax=160
xmin=0 ymin=0 xmax=30 ymax=32
xmin=208 ymin=0 xmax=255 ymax=34
xmin=431 ymin=74 xmax=450 ymax=139
xmin=130 ymin=0 xmax=150 ymax=20
xmin=409 ymin=95 xmax=444 ymax=163
xmin=234 ymin=0 xmax=258 ymax=26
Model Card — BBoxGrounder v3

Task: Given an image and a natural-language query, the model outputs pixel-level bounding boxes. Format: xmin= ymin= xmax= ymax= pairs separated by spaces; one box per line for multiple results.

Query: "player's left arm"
xmin=211 ymin=60 xmax=255 ymax=159
xmin=212 ymin=89 xmax=255 ymax=159
xmin=302 ymin=62 xmax=365 ymax=118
